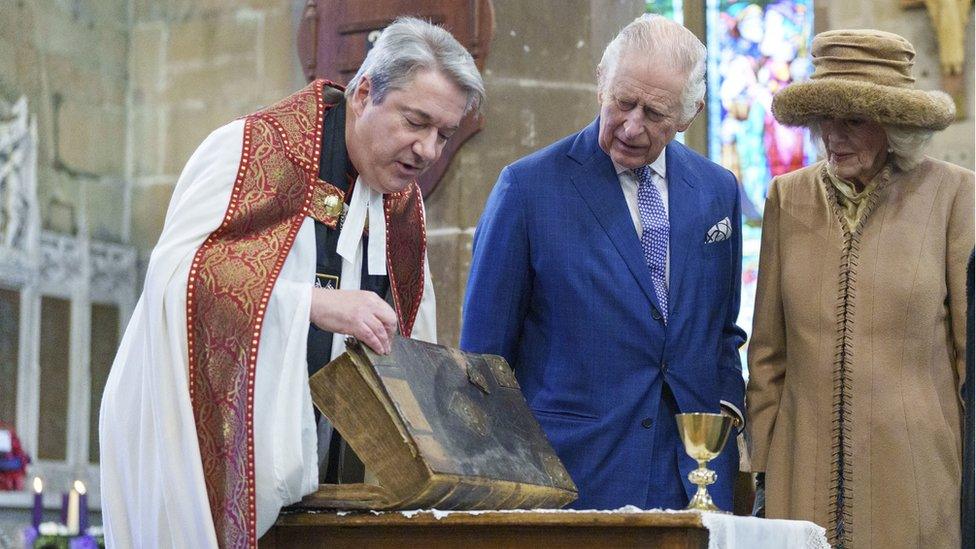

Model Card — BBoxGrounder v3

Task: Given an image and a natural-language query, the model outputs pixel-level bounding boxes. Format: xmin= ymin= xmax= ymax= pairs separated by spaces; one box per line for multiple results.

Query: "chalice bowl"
xmin=675 ymin=412 xmax=734 ymax=512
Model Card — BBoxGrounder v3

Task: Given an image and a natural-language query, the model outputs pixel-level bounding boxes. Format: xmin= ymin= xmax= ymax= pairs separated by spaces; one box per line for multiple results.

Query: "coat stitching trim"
xmin=821 ymin=164 xmax=891 ymax=549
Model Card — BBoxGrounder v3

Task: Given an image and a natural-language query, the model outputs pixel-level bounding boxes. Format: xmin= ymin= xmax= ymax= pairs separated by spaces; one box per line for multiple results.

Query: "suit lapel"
xmin=664 ymin=143 xmax=702 ymax=309
xmin=567 ymin=119 xmax=662 ymax=313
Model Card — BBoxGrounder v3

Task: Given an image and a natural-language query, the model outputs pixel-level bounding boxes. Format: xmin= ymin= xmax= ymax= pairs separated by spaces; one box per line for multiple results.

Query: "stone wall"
xmin=0 ymin=0 xmax=129 ymax=241
xmin=128 ymin=0 xmax=305 ymax=251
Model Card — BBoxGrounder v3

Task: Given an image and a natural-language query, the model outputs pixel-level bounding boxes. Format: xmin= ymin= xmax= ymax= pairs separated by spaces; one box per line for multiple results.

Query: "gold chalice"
xmin=675 ymin=412 xmax=734 ymax=512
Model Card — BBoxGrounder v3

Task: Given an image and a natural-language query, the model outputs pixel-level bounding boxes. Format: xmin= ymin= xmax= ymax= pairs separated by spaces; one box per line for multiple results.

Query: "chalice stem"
xmin=686 ymin=459 xmax=720 ymax=512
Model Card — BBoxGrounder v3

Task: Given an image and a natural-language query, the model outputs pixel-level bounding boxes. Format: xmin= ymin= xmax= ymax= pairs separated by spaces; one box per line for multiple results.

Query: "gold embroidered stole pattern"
xmin=187 ymin=80 xmax=324 ymax=547
xmin=186 ymin=79 xmax=426 ymax=547
xmin=385 ymin=185 xmax=426 ymax=337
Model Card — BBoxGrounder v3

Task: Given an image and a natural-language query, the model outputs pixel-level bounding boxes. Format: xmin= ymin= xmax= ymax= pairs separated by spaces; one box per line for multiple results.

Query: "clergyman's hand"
xmin=309 ymin=288 xmax=397 ymax=354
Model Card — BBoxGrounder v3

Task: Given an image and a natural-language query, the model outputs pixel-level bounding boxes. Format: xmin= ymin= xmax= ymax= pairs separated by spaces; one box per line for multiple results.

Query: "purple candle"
xmin=31 ymin=477 xmax=43 ymax=528
xmin=77 ymin=482 xmax=88 ymax=533
xmin=61 ymin=492 xmax=68 ymax=524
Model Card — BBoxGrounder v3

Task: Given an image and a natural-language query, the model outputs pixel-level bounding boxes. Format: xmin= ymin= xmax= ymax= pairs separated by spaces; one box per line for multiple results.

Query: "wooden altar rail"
xmin=261 ymin=510 xmax=709 ymax=548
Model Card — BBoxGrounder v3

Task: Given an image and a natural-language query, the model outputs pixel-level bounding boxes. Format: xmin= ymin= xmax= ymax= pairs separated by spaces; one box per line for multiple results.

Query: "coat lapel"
xmin=567 ymin=119 xmax=662 ymax=313
xmin=664 ymin=142 xmax=701 ymax=308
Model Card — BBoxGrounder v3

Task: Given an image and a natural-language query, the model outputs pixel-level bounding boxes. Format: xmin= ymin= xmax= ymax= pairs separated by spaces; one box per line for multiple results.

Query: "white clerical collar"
xmin=336 ymin=176 xmax=387 ymax=275
xmin=612 ymin=148 xmax=667 ymax=179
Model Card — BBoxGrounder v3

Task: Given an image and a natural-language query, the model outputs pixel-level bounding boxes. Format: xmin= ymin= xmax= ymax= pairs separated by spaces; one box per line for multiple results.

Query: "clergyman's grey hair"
xmin=598 ymin=14 xmax=706 ymax=124
xmin=345 ymin=17 xmax=485 ymax=115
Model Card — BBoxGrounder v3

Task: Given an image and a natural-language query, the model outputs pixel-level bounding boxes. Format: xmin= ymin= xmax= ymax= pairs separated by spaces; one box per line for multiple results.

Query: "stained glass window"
xmin=706 ymin=0 xmax=816 ymax=368
xmin=646 ymin=0 xmax=684 ymax=24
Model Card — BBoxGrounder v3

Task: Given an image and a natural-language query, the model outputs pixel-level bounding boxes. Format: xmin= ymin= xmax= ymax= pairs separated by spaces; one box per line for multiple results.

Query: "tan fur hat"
xmin=772 ymin=29 xmax=956 ymax=130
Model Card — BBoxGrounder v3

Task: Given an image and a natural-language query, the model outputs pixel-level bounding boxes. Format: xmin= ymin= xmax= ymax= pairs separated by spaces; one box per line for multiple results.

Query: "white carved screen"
xmin=0 ymin=97 xmax=136 ymax=509
xmin=0 ymin=97 xmax=37 ymax=283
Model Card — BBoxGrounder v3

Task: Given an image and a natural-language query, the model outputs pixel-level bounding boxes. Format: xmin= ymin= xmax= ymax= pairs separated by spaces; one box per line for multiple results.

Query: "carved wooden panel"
xmin=0 ymin=288 xmax=18 ymax=426
xmin=37 ymin=296 xmax=70 ymax=461
xmin=296 ymin=0 xmax=494 ymax=196
xmin=88 ymin=303 xmax=119 ymax=464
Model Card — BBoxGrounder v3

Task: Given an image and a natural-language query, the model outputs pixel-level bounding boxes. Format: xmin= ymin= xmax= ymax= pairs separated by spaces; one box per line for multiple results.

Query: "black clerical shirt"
xmin=305 ymin=95 xmax=390 ymax=378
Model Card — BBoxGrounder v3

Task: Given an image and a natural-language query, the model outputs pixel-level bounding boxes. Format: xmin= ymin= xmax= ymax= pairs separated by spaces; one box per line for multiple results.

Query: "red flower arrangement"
xmin=0 ymin=422 xmax=30 ymax=491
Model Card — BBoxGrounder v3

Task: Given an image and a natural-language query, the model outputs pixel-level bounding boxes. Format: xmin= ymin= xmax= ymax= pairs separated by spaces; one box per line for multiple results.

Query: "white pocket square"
xmin=705 ymin=217 xmax=732 ymax=243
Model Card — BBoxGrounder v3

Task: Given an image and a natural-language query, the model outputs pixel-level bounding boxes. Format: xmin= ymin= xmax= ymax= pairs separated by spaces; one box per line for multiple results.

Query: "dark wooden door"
xmin=296 ymin=1 xmax=495 ymax=196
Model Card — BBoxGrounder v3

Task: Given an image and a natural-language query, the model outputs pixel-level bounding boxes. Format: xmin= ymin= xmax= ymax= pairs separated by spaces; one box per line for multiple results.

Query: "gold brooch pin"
xmin=323 ymin=195 xmax=342 ymax=218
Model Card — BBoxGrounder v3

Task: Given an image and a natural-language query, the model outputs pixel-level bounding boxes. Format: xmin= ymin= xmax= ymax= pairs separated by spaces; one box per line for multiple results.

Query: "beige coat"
xmin=747 ymin=157 xmax=974 ymax=549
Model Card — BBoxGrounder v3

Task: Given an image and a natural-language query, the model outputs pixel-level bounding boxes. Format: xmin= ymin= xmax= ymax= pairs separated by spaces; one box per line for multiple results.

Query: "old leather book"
xmin=305 ymin=336 xmax=578 ymax=510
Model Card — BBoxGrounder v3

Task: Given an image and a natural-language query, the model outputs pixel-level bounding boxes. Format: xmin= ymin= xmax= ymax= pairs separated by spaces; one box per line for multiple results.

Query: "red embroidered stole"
xmin=384 ymin=187 xmax=426 ymax=337
xmin=186 ymin=80 xmax=425 ymax=547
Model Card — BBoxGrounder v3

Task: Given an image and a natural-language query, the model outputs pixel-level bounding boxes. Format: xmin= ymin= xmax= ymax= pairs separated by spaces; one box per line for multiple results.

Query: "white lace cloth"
xmin=699 ymin=511 xmax=831 ymax=549
xmin=363 ymin=506 xmax=831 ymax=549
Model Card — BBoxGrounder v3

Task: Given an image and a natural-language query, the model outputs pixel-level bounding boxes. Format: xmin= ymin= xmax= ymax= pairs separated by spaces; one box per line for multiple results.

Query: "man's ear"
xmin=677 ymin=99 xmax=705 ymax=132
xmin=351 ymin=74 xmax=372 ymax=116
xmin=596 ymin=69 xmax=604 ymax=105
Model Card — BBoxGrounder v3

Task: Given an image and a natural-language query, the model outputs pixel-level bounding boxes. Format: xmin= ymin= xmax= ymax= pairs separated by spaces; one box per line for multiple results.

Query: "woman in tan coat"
xmin=746 ymin=29 xmax=974 ymax=549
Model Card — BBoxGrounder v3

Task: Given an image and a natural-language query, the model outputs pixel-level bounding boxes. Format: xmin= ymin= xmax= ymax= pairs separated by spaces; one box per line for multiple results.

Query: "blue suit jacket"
xmin=461 ymin=118 xmax=746 ymax=510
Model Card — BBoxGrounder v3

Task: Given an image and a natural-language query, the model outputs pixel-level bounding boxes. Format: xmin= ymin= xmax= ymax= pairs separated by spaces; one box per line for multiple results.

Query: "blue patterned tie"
xmin=635 ymin=165 xmax=669 ymax=321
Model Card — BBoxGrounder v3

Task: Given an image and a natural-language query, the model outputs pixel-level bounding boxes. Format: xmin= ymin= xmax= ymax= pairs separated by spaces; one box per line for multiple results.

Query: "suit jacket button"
xmin=652 ymin=309 xmax=662 ymax=321
xmin=661 ymin=361 xmax=668 ymax=373
xmin=641 ymin=418 xmax=653 ymax=429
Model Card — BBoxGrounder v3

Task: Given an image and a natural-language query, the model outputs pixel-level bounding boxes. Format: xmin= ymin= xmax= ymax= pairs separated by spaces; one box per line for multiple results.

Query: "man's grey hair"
xmin=345 ymin=17 xmax=485 ymax=115
xmin=597 ymin=14 xmax=706 ymax=125
xmin=810 ymin=123 xmax=933 ymax=172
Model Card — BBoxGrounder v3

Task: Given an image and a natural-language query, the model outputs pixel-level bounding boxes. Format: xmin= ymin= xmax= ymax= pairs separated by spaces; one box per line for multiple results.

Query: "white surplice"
xmin=99 ymin=119 xmax=436 ymax=548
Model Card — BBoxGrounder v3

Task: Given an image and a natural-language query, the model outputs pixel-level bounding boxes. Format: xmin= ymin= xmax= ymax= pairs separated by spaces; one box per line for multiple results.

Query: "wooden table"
xmin=261 ymin=510 xmax=708 ymax=548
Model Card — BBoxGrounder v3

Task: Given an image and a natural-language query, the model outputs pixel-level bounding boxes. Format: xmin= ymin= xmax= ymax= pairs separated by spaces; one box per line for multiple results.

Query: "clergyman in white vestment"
xmin=98 ymin=18 xmax=484 ymax=548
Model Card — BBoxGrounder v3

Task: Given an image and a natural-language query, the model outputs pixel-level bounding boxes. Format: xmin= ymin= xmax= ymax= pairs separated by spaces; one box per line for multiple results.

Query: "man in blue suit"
xmin=461 ymin=15 xmax=745 ymax=511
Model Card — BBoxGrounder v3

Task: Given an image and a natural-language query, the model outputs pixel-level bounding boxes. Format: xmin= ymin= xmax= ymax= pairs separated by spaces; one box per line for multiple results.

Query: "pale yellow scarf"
xmin=825 ymin=165 xmax=890 ymax=233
